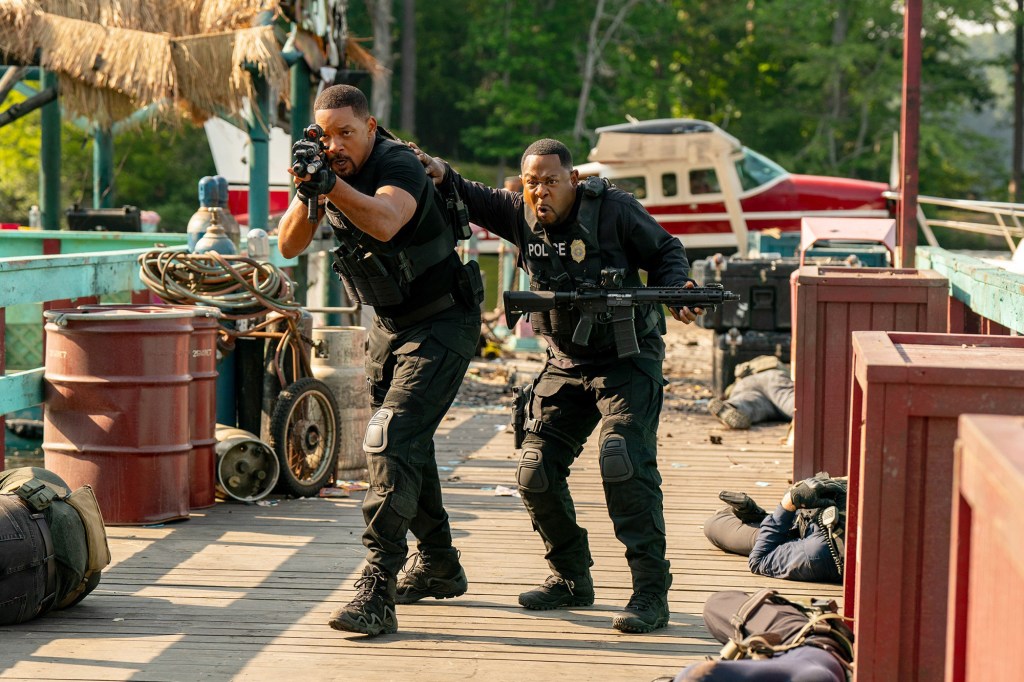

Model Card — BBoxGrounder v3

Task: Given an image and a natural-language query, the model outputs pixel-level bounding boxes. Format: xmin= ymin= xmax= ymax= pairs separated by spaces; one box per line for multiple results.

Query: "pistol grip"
xmin=306 ymin=195 xmax=319 ymax=222
xmin=572 ymin=314 xmax=594 ymax=345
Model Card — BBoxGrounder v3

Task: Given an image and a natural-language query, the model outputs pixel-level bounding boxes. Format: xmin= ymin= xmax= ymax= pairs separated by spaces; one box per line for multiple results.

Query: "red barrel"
xmin=43 ymin=308 xmax=193 ymax=525
xmin=78 ymin=304 xmax=222 ymax=509
xmin=185 ymin=308 xmax=220 ymax=509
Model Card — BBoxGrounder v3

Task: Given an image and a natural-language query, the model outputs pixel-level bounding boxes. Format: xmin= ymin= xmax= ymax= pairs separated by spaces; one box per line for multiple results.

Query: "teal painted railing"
xmin=0 ymin=228 xmax=189 ymax=259
xmin=916 ymin=247 xmax=1024 ymax=334
xmin=1 ymin=233 xmax=297 ymax=419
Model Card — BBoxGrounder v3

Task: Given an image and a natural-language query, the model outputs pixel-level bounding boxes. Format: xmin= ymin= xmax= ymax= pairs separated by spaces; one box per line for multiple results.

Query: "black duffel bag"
xmin=0 ymin=467 xmax=110 ymax=625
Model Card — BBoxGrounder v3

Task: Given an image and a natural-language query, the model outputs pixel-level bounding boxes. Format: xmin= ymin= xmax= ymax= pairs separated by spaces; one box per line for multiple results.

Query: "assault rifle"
xmin=290 ymin=123 xmax=328 ymax=221
xmin=504 ymin=268 xmax=740 ymax=358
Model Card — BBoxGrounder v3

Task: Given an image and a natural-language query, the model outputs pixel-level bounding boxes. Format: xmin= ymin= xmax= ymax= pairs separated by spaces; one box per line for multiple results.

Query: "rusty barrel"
xmin=43 ymin=308 xmax=193 ymax=525
xmin=311 ymin=326 xmax=369 ymax=480
xmin=78 ymin=304 xmax=222 ymax=510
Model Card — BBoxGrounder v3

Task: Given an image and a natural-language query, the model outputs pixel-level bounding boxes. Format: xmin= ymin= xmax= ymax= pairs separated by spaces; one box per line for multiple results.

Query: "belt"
xmin=30 ymin=511 xmax=57 ymax=617
xmin=377 ymin=293 xmax=457 ymax=333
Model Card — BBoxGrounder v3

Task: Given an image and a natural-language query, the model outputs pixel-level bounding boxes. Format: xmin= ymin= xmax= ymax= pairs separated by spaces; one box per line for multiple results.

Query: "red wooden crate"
xmin=845 ymin=332 xmax=1024 ymax=682
xmin=946 ymin=414 xmax=1024 ymax=682
xmin=791 ymin=266 xmax=947 ymax=480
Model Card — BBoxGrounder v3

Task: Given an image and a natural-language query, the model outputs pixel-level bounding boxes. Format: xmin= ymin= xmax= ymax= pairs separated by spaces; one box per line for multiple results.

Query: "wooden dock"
xmin=0 ymin=328 xmax=840 ymax=682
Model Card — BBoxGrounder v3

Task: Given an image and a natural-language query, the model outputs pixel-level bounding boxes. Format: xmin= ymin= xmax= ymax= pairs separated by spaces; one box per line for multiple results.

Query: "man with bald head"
xmin=280 ymin=85 xmax=483 ymax=637
xmin=414 ymin=138 xmax=700 ymax=633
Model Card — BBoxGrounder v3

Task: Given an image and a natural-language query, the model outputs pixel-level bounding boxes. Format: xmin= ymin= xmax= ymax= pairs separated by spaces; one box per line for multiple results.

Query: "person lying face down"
xmin=703 ymin=473 xmax=847 ymax=583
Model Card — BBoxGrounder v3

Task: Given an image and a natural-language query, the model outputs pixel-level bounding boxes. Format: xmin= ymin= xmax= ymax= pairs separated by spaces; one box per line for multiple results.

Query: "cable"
xmin=137 ymin=250 xmax=312 ymax=386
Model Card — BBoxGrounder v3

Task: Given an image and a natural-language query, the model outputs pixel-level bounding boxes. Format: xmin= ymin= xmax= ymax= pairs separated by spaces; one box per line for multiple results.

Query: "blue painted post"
xmin=247 ymin=76 xmax=270 ymax=230
xmin=291 ymin=49 xmax=313 ymax=306
xmin=39 ymin=69 xmax=61 ymax=230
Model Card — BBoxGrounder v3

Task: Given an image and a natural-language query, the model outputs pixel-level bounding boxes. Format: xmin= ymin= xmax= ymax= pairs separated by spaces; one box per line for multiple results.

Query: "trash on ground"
xmin=318 ymin=487 xmax=350 ymax=498
xmin=337 ymin=480 xmax=370 ymax=492
xmin=494 ymin=485 xmax=521 ymax=497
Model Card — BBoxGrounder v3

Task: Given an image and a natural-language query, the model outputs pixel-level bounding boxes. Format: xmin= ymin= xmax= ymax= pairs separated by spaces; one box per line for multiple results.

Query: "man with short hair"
xmin=279 ymin=85 xmax=483 ymax=637
xmin=413 ymin=138 xmax=700 ymax=633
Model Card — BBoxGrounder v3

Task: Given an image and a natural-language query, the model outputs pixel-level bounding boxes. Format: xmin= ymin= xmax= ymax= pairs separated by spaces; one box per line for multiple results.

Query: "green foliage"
xmin=0 ymin=0 xmax=1014 ymax=223
xmin=403 ymin=0 xmax=1006 ymax=199
xmin=1 ymin=84 xmax=214 ymax=229
xmin=0 ymin=90 xmax=46 ymax=224
xmin=99 ymin=125 xmax=216 ymax=231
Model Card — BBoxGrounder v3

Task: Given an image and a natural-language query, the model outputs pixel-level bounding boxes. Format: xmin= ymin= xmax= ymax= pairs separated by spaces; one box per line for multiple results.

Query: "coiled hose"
xmin=137 ymin=249 xmax=312 ymax=386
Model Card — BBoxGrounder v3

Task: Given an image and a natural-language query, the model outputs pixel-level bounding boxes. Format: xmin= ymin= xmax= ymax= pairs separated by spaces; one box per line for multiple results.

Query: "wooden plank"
xmin=0 ymin=251 xmax=147 ymax=308
xmin=0 ymin=324 xmax=840 ymax=681
xmin=0 ymin=368 xmax=44 ymax=414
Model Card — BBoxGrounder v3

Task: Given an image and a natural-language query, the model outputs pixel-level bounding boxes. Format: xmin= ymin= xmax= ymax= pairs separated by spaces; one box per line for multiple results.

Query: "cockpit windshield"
xmin=735 ymin=148 xmax=788 ymax=191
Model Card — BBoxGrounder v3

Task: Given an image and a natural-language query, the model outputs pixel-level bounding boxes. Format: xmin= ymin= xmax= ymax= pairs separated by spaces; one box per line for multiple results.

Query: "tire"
xmin=269 ymin=377 xmax=341 ymax=497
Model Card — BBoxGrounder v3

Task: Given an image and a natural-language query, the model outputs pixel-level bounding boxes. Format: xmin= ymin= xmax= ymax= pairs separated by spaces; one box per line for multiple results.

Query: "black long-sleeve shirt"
xmin=441 ymin=164 xmax=690 ymax=364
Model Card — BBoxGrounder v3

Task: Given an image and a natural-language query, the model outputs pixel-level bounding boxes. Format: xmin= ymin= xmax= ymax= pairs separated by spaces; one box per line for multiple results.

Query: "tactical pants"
xmin=673 ymin=645 xmax=845 ymax=682
xmin=703 ymin=508 xmax=760 ymax=557
xmin=517 ymin=357 xmax=671 ymax=594
xmin=726 ymin=369 xmax=794 ymax=425
xmin=360 ymin=306 xmax=480 ymax=577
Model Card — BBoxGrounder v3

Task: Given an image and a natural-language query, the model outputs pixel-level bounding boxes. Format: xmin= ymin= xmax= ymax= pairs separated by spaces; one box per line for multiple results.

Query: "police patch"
xmin=570 ymin=239 xmax=586 ymax=263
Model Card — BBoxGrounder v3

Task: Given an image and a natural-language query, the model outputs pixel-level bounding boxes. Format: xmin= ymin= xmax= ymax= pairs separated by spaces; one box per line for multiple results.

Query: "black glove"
xmin=788 ymin=472 xmax=847 ymax=509
xmin=719 ymin=490 xmax=767 ymax=524
xmin=298 ymin=168 xmax=336 ymax=200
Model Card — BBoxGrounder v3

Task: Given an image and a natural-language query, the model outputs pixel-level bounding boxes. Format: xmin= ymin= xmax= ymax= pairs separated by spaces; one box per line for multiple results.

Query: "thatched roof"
xmin=0 ymin=0 xmax=292 ymax=126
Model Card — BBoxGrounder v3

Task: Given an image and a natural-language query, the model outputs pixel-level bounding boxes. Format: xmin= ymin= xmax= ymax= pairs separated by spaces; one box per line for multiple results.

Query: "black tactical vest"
xmin=521 ymin=178 xmax=658 ymax=358
xmin=327 ymin=137 xmax=470 ymax=312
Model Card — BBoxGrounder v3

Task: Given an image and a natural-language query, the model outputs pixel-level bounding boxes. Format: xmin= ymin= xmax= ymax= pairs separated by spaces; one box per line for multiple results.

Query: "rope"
xmin=137 ymin=249 xmax=312 ymax=385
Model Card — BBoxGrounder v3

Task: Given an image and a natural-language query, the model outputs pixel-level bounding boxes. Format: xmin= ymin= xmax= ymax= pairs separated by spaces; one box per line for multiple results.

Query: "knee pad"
xmin=516 ymin=448 xmax=549 ymax=493
xmin=364 ymin=408 xmax=394 ymax=454
xmin=599 ymin=434 xmax=634 ymax=483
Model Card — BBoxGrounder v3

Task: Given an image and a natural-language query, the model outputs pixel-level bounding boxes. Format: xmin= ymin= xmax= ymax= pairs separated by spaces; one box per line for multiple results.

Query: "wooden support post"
xmin=898 ymin=0 xmax=922 ymax=267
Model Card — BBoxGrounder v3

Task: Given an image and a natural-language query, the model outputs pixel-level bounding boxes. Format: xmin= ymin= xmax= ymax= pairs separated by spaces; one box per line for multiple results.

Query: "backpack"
xmin=707 ymin=589 xmax=854 ymax=672
xmin=0 ymin=468 xmax=111 ymax=624
xmin=795 ymin=479 xmax=847 ymax=578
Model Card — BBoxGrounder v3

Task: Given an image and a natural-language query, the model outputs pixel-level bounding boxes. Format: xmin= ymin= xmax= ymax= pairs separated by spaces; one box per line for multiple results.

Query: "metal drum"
xmin=214 ymin=426 xmax=280 ymax=502
xmin=43 ymin=308 xmax=193 ymax=525
xmin=77 ymin=304 xmax=222 ymax=510
xmin=311 ymin=326 xmax=369 ymax=479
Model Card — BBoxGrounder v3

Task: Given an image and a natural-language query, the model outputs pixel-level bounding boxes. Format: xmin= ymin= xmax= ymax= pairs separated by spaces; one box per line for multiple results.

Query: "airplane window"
xmin=689 ymin=169 xmax=721 ymax=195
xmin=662 ymin=173 xmax=678 ymax=197
xmin=735 ymin=148 xmax=787 ymax=191
xmin=613 ymin=176 xmax=647 ymax=199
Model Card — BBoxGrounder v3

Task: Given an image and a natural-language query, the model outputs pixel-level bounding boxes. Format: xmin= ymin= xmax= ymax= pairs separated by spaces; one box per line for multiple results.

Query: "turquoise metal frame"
xmin=0 ymin=232 xmax=298 ymax=420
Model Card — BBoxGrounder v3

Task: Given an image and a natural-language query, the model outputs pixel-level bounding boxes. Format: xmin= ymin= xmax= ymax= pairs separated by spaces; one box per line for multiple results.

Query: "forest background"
xmin=0 ymin=0 xmax=1016 ymax=230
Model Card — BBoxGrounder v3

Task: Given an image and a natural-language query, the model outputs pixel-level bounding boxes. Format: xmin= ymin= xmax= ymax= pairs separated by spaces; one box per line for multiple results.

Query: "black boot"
xmin=518 ymin=573 xmax=595 ymax=610
xmin=395 ymin=550 xmax=469 ymax=605
xmin=718 ymin=490 xmax=768 ymax=524
xmin=612 ymin=591 xmax=670 ymax=633
xmin=328 ymin=566 xmax=397 ymax=636
xmin=708 ymin=398 xmax=751 ymax=429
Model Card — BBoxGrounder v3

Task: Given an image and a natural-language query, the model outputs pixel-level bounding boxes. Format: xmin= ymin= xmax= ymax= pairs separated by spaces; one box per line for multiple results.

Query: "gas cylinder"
xmin=213 ymin=175 xmax=241 ymax=248
xmin=187 ymin=176 xmax=219 ymax=252
xmin=193 ymin=208 xmax=237 ymax=255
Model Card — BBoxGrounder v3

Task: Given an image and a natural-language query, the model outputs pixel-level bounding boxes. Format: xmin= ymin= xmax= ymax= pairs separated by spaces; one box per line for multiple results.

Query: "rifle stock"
xmin=503 ymin=284 xmax=740 ymax=358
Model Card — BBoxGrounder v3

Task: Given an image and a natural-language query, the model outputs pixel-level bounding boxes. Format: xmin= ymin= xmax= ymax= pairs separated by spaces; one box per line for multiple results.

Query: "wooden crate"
xmin=845 ymin=331 xmax=1024 ymax=682
xmin=791 ymin=266 xmax=947 ymax=480
xmin=946 ymin=414 xmax=1024 ymax=682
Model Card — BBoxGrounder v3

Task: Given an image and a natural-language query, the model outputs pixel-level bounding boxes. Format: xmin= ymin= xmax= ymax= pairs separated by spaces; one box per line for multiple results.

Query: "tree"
xmin=0 ymin=92 xmax=215 ymax=229
xmin=399 ymin=0 xmax=417 ymax=136
xmin=366 ymin=0 xmax=395 ymax=128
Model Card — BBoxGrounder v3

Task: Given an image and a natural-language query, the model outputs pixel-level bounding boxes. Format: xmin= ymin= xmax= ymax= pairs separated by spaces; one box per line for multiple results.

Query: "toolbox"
xmin=711 ymin=328 xmax=792 ymax=398
xmin=692 ymin=256 xmax=801 ymax=332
